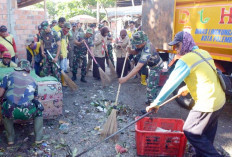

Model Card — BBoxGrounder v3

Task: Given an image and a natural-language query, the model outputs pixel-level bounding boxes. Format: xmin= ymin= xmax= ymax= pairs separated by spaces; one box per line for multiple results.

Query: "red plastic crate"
xmin=135 ymin=117 xmax=187 ymax=157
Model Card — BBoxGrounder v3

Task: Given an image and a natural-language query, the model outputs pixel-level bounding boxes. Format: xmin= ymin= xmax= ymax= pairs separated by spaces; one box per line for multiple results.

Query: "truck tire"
xmin=173 ymin=82 xmax=194 ymax=110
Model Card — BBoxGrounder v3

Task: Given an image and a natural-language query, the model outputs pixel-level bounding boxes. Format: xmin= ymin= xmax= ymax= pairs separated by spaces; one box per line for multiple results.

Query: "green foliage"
xmin=33 ymin=0 xmax=115 ymax=21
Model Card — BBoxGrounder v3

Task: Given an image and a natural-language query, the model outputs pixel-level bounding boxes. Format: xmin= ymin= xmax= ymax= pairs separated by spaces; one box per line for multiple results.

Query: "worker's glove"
xmin=146 ymin=103 xmax=159 ymax=113
xmin=177 ymin=85 xmax=189 ymax=97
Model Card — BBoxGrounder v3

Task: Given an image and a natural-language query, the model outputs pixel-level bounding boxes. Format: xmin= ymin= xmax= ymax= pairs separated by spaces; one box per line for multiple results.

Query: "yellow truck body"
xmin=142 ymin=0 xmax=232 ymax=74
xmin=175 ymin=0 xmax=232 ymax=62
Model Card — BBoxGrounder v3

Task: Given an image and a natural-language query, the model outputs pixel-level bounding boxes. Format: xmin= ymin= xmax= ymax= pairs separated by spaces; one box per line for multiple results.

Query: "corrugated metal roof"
xmin=117 ymin=0 xmax=142 ymax=7
xmin=17 ymin=0 xmax=44 ymax=8
xmin=105 ymin=6 xmax=142 ymax=17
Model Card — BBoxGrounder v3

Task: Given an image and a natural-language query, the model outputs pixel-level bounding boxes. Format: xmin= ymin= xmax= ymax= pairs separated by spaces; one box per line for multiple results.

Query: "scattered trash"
xmin=59 ymin=123 xmax=70 ymax=134
xmin=155 ymin=127 xmax=171 ymax=132
xmin=72 ymin=148 xmax=78 ymax=157
xmin=96 ymin=106 xmax=104 ymax=112
xmin=42 ymin=142 xmax=48 ymax=147
xmin=23 ymin=137 xmax=29 ymax=142
xmin=115 ymin=144 xmax=128 ymax=154
xmin=65 ymin=110 xmax=70 ymax=113
xmin=94 ymin=126 xmax=101 ymax=131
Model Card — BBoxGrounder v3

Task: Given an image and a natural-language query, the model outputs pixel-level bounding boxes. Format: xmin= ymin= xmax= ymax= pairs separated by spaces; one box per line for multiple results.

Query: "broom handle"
xmin=115 ymin=51 xmax=129 ymax=104
xmin=46 ymin=50 xmax=60 ymax=69
xmin=83 ymin=41 xmax=98 ymax=65
xmin=76 ymin=93 xmax=181 ymax=157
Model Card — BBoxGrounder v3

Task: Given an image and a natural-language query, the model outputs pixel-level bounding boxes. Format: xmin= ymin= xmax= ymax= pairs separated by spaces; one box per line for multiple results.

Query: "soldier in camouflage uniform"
xmin=106 ymin=32 xmax=114 ymax=66
xmin=102 ymin=21 xmax=114 ymax=66
xmin=119 ymin=31 xmax=163 ymax=105
xmin=40 ymin=21 xmax=61 ymax=81
xmin=0 ymin=59 xmax=44 ymax=145
xmin=72 ymin=28 xmax=93 ymax=82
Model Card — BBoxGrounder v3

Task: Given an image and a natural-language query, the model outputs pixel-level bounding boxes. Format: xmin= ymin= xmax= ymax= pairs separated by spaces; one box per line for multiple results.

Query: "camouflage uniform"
xmin=0 ymin=61 xmax=43 ymax=120
xmin=106 ymin=33 xmax=114 ymax=66
xmin=72 ymin=31 xmax=92 ymax=80
xmin=40 ymin=29 xmax=61 ymax=81
xmin=131 ymin=31 xmax=163 ymax=103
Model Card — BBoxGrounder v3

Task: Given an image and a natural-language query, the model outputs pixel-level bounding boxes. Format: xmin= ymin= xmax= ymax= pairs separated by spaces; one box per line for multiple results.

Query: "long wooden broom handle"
xmin=83 ymin=41 xmax=98 ymax=65
xmin=115 ymin=48 xmax=129 ymax=105
xmin=46 ymin=50 xmax=60 ymax=69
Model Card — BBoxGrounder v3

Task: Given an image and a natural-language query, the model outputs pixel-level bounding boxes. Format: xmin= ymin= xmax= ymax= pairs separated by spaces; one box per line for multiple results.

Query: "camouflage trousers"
xmin=72 ymin=50 xmax=87 ymax=79
xmin=146 ymin=67 xmax=162 ymax=102
xmin=1 ymin=101 xmax=43 ymax=120
xmin=106 ymin=45 xmax=114 ymax=66
xmin=41 ymin=53 xmax=61 ymax=82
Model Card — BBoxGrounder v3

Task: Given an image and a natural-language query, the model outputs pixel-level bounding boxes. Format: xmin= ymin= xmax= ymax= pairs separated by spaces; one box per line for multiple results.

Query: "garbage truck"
xmin=142 ymin=0 xmax=232 ymax=109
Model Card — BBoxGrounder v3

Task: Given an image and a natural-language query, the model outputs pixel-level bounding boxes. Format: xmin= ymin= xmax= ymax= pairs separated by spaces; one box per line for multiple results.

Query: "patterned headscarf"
xmin=180 ymin=32 xmax=196 ymax=55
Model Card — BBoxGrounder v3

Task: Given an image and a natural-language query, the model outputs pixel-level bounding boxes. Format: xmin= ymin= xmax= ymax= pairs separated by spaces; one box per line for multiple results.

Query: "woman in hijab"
xmin=93 ymin=27 xmax=109 ymax=80
xmin=146 ymin=31 xmax=225 ymax=157
xmin=115 ymin=29 xmax=130 ymax=77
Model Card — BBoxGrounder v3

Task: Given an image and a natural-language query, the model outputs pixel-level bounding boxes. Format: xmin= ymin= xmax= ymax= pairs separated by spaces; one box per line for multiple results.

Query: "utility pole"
xmin=132 ymin=0 xmax=135 ymax=6
xmin=44 ymin=0 xmax=47 ymax=20
xmin=97 ymin=1 xmax=100 ymax=24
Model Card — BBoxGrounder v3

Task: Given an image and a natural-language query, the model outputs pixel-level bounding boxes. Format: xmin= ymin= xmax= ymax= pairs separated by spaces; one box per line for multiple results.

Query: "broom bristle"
xmin=99 ymin=67 xmax=111 ymax=86
xmin=61 ymin=71 xmax=78 ymax=91
xmin=108 ymin=59 xmax=117 ymax=79
xmin=101 ymin=109 xmax=118 ymax=138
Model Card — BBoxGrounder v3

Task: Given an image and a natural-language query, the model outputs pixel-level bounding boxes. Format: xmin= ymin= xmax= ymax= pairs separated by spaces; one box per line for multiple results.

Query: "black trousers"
xmin=93 ymin=57 xmax=105 ymax=79
xmin=116 ymin=57 xmax=129 ymax=78
xmin=183 ymin=107 xmax=224 ymax=157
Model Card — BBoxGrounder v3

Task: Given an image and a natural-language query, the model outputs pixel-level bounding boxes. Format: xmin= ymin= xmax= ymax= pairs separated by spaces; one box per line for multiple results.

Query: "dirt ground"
xmin=0 ymin=67 xmax=231 ymax=157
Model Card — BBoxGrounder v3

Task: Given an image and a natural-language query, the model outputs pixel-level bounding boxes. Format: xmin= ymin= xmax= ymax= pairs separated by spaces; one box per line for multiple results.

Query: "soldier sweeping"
xmin=40 ymin=21 xmax=61 ymax=81
xmin=72 ymin=28 xmax=93 ymax=82
xmin=92 ymin=27 xmax=109 ymax=80
xmin=119 ymin=31 xmax=163 ymax=106
xmin=115 ymin=29 xmax=130 ymax=77
xmin=0 ymin=59 xmax=44 ymax=145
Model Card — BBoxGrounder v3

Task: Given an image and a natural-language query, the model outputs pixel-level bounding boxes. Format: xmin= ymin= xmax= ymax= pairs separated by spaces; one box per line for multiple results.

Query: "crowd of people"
xmin=0 ymin=16 xmax=226 ymax=157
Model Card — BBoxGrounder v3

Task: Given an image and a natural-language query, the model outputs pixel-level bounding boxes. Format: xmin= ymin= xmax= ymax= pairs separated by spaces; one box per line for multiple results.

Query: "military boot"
xmin=72 ymin=73 xmax=77 ymax=81
xmin=34 ymin=116 xmax=43 ymax=144
xmin=3 ymin=118 xmax=15 ymax=145
xmin=141 ymin=74 xmax=147 ymax=86
xmin=80 ymin=77 xmax=87 ymax=83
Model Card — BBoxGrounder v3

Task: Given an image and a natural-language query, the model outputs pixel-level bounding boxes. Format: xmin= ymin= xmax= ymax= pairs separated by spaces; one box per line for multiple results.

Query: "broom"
xmin=101 ymin=48 xmax=129 ymax=138
xmin=105 ymin=49 xmax=117 ymax=79
xmin=46 ymin=50 xmax=78 ymax=91
xmin=83 ymin=41 xmax=111 ymax=86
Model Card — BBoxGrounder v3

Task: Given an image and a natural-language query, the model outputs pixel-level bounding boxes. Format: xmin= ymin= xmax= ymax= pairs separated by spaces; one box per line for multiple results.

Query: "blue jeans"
xmin=183 ymin=108 xmax=224 ymax=157
xmin=60 ymin=58 xmax=67 ymax=71
xmin=34 ymin=62 xmax=41 ymax=76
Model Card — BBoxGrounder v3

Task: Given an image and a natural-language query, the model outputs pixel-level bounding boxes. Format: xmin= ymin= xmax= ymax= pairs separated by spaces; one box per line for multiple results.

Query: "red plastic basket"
xmin=135 ymin=117 xmax=187 ymax=157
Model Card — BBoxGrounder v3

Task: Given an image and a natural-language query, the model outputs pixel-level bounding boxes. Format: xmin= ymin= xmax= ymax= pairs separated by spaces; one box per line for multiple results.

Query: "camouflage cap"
xmin=25 ymin=37 xmax=34 ymax=45
xmin=98 ymin=23 xmax=104 ymax=29
xmin=41 ymin=21 xmax=49 ymax=30
xmin=14 ymin=59 xmax=31 ymax=72
xmin=52 ymin=20 xmax=57 ymax=24
xmin=131 ymin=31 xmax=148 ymax=46
xmin=64 ymin=22 xmax=71 ymax=28
xmin=86 ymin=28 xmax=93 ymax=35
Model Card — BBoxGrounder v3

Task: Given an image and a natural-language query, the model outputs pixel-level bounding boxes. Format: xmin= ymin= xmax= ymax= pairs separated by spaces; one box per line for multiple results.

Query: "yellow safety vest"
xmin=26 ymin=42 xmax=41 ymax=57
xmin=0 ymin=35 xmax=15 ymax=57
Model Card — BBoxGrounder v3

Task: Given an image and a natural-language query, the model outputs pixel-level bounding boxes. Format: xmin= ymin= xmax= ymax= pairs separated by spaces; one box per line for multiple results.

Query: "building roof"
xmin=117 ymin=0 xmax=142 ymax=7
xmin=104 ymin=6 xmax=142 ymax=18
xmin=17 ymin=0 xmax=44 ymax=8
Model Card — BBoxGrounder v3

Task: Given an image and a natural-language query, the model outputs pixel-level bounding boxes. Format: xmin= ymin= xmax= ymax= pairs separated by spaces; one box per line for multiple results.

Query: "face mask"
xmin=3 ymin=59 xmax=10 ymax=67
